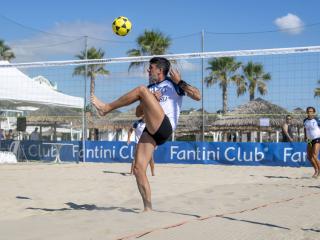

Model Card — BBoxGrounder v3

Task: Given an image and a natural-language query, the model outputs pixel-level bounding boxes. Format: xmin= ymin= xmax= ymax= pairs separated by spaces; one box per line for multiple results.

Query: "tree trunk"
xmin=90 ymin=76 xmax=95 ymax=96
xmin=249 ymin=93 xmax=254 ymax=101
xmin=222 ymin=85 xmax=228 ymax=113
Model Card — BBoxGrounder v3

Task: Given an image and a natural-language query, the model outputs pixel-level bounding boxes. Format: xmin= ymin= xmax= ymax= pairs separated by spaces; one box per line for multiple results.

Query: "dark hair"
xmin=306 ymin=106 xmax=316 ymax=113
xmin=286 ymin=115 xmax=292 ymax=119
xmin=149 ymin=57 xmax=171 ymax=76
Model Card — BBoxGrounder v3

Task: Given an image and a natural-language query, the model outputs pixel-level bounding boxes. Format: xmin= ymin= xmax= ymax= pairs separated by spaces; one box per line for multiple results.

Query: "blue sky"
xmin=1 ymin=0 xmax=320 ymax=112
xmin=1 ymin=0 xmax=319 ymax=61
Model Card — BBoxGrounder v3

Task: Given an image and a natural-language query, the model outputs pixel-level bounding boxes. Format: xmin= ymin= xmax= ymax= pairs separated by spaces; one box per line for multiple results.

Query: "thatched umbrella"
xmin=26 ymin=106 xmax=82 ymax=125
xmin=211 ymin=98 xmax=289 ymax=130
xmin=175 ymin=109 xmax=218 ymax=138
xmin=291 ymin=107 xmax=306 ymax=127
xmin=25 ymin=106 xmax=83 ymax=140
xmin=88 ymin=110 xmax=138 ymax=131
xmin=291 ymin=107 xmax=307 ymax=141
xmin=210 ymin=98 xmax=291 ymax=142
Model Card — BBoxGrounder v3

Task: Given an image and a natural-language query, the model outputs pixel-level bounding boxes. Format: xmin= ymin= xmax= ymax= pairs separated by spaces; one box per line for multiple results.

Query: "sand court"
xmin=0 ymin=163 xmax=320 ymax=240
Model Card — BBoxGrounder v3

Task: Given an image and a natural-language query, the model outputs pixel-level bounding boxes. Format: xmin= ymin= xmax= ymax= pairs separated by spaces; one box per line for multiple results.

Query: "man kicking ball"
xmin=92 ymin=57 xmax=201 ymax=211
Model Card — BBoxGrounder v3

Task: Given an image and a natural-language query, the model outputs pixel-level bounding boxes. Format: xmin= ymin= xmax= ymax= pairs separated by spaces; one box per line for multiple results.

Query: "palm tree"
xmin=127 ymin=30 xmax=171 ymax=72
xmin=205 ymin=57 xmax=245 ymax=113
xmin=242 ymin=61 xmax=271 ymax=101
xmin=0 ymin=39 xmax=15 ymax=61
xmin=73 ymin=47 xmax=109 ymax=96
xmin=314 ymin=80 xmax=320 ymax=98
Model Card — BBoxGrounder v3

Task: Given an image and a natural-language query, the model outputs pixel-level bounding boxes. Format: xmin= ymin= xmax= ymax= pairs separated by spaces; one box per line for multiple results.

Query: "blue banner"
xmin=1 ymin=140 xmax=311 ymax=167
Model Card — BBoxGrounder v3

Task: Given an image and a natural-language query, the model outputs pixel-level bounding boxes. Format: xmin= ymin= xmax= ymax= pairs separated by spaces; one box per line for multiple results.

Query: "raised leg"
xmin=91 ymin=85 xmax=164 ymax=134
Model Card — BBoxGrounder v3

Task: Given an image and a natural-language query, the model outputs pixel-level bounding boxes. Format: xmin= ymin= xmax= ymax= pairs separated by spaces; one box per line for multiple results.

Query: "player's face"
xmin=307 ymin=108 xmax=315 ymax=118
xmin=286 ymin=117 xmax=292 ymax=123
xmin=148 ymin=64 xmax=161 ymax=83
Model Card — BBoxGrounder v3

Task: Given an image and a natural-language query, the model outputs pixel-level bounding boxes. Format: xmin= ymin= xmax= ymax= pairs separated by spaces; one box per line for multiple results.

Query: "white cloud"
xmin=274 ymin=13 xmax=304 ymax=35
xmin=9 ymin=21 xmax=114 ymax=62
xmin=173 ymin=59 xmax=200 ymax=72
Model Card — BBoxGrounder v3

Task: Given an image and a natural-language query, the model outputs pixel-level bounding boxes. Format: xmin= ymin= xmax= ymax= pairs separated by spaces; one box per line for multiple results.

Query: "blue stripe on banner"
xmin=1 ymin=140 xmax=310 ymax=167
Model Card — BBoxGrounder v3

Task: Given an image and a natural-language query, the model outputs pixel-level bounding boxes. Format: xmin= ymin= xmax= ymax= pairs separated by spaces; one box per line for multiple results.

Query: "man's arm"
xmin=304 ymin=127 xmax=308 ymax=142
xmin=169 ymin=69 xmax=201 ymax=101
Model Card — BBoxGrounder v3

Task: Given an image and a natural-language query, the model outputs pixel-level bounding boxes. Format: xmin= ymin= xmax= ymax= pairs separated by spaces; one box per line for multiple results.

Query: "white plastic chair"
xmin=9 ymin=141 xmax=20 ymax=155
xmin=0 ymin=151 xmax=17 ymax=164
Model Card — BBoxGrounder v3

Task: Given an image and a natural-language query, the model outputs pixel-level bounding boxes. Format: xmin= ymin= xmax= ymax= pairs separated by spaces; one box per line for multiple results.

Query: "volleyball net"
xmin=0 ymin=45 xmax=320 ymax=142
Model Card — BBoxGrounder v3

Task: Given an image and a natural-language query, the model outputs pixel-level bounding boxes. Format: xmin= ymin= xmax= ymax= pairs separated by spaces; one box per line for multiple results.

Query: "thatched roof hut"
xmin=209 ymin=98 xmax=292 ymax=132
xmin=26 ymin=106 xmax=82 ymax=127
xmin=87 ymin=110 xmax=138 ymax=131
xmin=291 ymin=107 xmax=306 ymax=127
xmin=175 ymin=109 xmax=218 ymax=136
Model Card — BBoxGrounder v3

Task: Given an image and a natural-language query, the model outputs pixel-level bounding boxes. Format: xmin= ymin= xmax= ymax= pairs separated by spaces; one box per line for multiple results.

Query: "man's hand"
xmin=170 ymin=67 xmax=201 ymax=101
xmin=153 ymin=90 xmax=162 ymax=101
xmin=169 ymin=68 xmax=181 ymax=84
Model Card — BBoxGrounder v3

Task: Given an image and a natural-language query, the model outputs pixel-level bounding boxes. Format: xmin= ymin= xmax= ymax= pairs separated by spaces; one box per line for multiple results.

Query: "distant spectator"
xmin=5 ymin=129 xmax=14 ymax=140
xmin=30 ymin=127 xmax=40 ymax=140
xmin=282 ymin=115 xmax=294 ymax=142
xmin=304 ymin=106 xmax=320 ymax=178
xmin=0 ymin=129 xmax=4 ymax=140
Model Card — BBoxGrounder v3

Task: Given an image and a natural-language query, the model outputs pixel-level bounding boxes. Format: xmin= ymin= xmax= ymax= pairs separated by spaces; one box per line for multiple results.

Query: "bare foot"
xmin=312 ymin=172 xmax=319 ymax=178
xmin=91 ymin=95 xmax=110 ymax=116
xmin=143 ymin=207 xmax=153 ymax=212
xmin=142 ymin=201 xmax=152 ymax=212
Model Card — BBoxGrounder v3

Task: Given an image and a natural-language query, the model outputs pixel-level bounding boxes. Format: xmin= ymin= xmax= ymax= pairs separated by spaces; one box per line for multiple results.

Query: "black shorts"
xmin=143 ymin=115 xmax=173 ymax=146
xmin=311 ymin=138 xmax=320 ymax=145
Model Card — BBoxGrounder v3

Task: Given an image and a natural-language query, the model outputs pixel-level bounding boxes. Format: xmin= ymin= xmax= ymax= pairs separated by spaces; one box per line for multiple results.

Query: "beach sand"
xmin=0 ymin=162 xmax=319 ymax=240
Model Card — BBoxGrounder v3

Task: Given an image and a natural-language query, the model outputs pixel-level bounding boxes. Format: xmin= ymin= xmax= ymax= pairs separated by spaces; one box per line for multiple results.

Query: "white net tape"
xmin=1 ymin=45 xmax=320 ymax=68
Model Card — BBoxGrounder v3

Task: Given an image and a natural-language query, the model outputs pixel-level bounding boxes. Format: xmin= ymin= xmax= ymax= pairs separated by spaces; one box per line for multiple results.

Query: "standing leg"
xmin=133 ymin=132 xmax=156 ymax=211
xmin=130 ymin=159 xmax=135 ymax=175
xmin=149 ymin=156 xmax=155 ymax=176
xmin=308 ymin=144 xmax=319 ymax=178
xmin=312 ymin=143 xmax=320 ymax=177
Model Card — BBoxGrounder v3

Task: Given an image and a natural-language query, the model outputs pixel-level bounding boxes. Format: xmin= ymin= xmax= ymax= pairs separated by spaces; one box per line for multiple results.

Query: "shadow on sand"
xmin=219 ymin=216 xmax=290 ymax=230
xmin=103 ymin=170 xmax=131 ymax=176
xmin=27 ymin=202 xmax=140 ymax=213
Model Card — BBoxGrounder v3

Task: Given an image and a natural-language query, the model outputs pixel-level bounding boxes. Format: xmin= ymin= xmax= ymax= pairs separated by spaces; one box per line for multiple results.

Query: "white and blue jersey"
xmin=148 ymin=78 xmax=185 ymax=131
xmin=304 ymin=117 xmax=320 ymax=140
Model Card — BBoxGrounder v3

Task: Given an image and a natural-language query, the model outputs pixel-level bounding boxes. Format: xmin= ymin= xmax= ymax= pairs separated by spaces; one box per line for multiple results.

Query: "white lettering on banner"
xmin=170 ymin=146 xmax=221 ymax=161
xmin=225 ymin=147 xmax=264 ymax=162
xmin=255 ymin=148 xmax=264 ymax=161
xmin=28 ymin=144 xmax=39 ymax=158
xmin=28 ymin=144 xmax=55 ymax=158
xmin=73 ymin=145 xmax=79 ymax=158
xmin=284 ymin=148 xmax=307 ymax=162
xmin=225 ymin=147 xmax=235 ymax=161
xmin=171 ymin=146 xmax=178 ymax=159
xmin=73 ymin=144 xmax=135 ymax=160
xmin=23 ymin=143 xmax=310 ymax=164
xmin=86 ymin=146 xmax=117 ymax=159
xmin=119 ymin=146 xmax=129 ymax=159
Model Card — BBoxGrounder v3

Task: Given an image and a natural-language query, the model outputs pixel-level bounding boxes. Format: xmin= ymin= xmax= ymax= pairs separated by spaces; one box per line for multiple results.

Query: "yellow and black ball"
xmin=112 ymin=16 xmax=132 ymax=36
